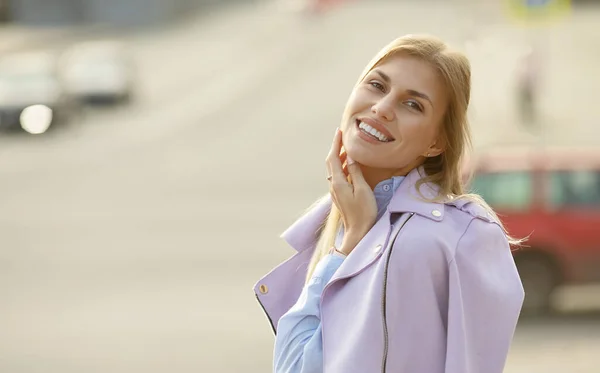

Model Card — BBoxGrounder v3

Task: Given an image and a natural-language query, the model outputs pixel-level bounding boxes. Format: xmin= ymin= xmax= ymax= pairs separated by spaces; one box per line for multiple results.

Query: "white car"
xmin=61 ymin=40 xmax=135 ymax=104
xmin=0 ymin=51 xmax=78 ymax=134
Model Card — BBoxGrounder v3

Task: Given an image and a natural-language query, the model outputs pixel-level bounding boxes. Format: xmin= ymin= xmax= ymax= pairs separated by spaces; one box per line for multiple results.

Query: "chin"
xmin=345 ymin=146 xmax=383 ymax=168
xmin=343 ymin=130 xmax=386 ymax=165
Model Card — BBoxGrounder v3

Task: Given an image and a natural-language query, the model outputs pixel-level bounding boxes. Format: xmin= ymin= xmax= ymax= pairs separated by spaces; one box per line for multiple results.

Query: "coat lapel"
xmin=329 ymin=211 xmax=394 ymax=283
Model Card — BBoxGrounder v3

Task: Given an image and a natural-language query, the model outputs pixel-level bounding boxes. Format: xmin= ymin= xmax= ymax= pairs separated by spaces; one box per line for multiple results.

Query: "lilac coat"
xmin=254 ymin=167 xmax=524 ymax=373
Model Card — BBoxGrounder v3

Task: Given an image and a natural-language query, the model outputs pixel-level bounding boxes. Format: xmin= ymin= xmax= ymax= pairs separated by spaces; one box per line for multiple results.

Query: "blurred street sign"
xmin=504 ymin=0 xmax=571 ymax=23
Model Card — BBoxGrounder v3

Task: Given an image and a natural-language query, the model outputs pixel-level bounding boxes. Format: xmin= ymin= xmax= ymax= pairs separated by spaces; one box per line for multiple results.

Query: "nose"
xmin=371 ymin=98 xmax=395 ymax=122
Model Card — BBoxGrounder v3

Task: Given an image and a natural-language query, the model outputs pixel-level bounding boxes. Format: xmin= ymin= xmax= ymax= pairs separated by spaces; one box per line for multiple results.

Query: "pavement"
xmin=0 ymin=1 xmax=599 ymax=372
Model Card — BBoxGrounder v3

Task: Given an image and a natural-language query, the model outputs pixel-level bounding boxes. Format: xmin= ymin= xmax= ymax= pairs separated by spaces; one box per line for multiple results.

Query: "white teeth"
xmin=358 ymin=121 xmax=390 ymax=142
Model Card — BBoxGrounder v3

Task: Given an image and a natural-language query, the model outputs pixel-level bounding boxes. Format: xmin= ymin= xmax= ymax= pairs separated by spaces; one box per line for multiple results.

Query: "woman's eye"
xmin=369 ymin=81 xmax=385 ymax=91
xmin=405 ymin=100 xmax=423 ymax=112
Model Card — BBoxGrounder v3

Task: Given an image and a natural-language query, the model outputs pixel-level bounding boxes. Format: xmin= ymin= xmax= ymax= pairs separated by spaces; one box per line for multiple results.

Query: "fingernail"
xmin=335 ymin=127 xmax=340 ymax=135
xmin=347 ymin=155 xmax=355 ymax=165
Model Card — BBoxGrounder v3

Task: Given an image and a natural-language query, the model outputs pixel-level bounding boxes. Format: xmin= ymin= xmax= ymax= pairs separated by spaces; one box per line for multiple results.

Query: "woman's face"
xmin=341 ymin=53 xmax=449 ymax=174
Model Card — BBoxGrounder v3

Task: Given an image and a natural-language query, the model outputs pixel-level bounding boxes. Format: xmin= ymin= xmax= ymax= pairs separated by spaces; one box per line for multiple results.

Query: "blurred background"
xmin=0 ymin=0 xmax=599 ymax=372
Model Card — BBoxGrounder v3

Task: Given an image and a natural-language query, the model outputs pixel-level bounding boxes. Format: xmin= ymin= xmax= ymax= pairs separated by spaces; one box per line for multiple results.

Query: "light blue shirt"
xmin=273 ymin=176 xmax=405 ymax=373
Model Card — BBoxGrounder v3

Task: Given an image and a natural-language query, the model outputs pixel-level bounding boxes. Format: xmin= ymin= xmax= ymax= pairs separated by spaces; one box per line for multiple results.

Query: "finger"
xmin=326 ymin=128 xmax=346 ymax=182
xmin=325 ymin=128 xmax=342 ymax=176
xmin=340 ymin=153 xmax=348 ymax=176
xmin=339 ymin=150 xmax=347 ymax=164
xmin=339 ymin=147 xmax=349 ymax=178
xmin=346 ymin=155 xmax=367 ymax=187
xmin=342 ymin=154 xmax=349 ymax=177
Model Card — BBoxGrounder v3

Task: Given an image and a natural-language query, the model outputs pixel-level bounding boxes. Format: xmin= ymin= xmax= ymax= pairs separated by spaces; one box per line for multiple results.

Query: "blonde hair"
xmin=304 ymin=34 xmax=524 ymax=283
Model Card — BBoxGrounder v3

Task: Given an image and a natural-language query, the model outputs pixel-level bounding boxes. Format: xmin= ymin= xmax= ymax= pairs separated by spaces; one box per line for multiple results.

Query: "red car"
xmin=466 ymin=146 xmax=600 ymax=315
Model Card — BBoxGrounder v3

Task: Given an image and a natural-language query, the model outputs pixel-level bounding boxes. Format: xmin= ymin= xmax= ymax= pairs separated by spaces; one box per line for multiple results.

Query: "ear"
xmin=423 ymin=138 xmax=445 ymax=158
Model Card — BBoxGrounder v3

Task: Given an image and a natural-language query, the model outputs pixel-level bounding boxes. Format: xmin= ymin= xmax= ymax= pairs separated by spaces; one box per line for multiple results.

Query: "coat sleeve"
xmin=445 ymin=218 xmax=525 ymax=373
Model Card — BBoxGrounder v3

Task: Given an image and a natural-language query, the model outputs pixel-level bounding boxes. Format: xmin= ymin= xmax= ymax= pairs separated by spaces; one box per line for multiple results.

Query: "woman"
xmin=254 ymin=34 xmax=525 ymax=373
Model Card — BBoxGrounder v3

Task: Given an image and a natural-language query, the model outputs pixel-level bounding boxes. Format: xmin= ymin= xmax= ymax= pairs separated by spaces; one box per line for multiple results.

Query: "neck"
xmin=360 ymin=164 xmax=413 ymax=190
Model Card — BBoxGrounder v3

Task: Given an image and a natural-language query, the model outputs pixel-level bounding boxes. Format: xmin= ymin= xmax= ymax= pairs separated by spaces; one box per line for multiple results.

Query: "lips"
xmin=356 ymin=117 xmax=395 ymax=141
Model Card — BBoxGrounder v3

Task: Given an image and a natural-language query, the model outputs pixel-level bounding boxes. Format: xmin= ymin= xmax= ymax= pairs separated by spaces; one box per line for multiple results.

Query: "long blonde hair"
xmin=304 ymin=34 xmax=524 ymax=283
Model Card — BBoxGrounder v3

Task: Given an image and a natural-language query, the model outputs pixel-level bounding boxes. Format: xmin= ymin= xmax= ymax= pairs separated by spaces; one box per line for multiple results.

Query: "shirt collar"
xmin=373 ymin=175 xmax=404 ymax=194
xmin=373 ymin=176 xmax=405 ymax=210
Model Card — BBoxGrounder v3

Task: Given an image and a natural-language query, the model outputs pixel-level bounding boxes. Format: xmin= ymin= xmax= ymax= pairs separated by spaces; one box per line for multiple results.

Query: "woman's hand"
xmin=326 ymin=128 xmax=377 ymax=255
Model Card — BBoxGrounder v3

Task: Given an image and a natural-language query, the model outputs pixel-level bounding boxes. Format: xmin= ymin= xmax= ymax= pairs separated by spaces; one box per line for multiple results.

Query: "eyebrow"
xmin=373 ymin=69 xmax=434 ymax=108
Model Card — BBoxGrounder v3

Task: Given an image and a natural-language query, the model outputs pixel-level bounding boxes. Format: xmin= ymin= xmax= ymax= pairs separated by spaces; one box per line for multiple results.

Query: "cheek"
xmin=347 ymin=89 xmax=372 ymax=110
xmin=397 ymin=116 xmax=438 ymax=143
xmin=340 ymin=117 xmax=354 ymax=134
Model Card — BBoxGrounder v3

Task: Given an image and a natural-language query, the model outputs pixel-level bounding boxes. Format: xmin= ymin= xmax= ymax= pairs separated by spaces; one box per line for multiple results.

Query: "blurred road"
xmin=0 ymin=1 xmax=599 ymax=372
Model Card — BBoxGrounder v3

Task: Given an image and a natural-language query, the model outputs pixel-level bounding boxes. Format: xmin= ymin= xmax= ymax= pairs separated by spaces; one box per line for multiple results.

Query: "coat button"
xmin=373 ymin=244 xmax=382 ymax=253
xmin=431 ymin=209 xmax=441 ymax=217
xmin=259 ymin=284 xmax=269 ymax=294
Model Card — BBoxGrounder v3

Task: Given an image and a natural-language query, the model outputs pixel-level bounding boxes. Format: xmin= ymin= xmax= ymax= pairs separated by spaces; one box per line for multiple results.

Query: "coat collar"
xmin=387 ymin=166 xmax=446 ymax=221
xmin=280 ymin=166 xmax=447 ymax=253
xmin=280 ymin=195 xmax=332 ymax=252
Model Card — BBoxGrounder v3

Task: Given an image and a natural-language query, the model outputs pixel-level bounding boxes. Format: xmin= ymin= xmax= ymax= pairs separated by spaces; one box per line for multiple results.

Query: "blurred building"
xmin=3 ymin=0 xmax=238 ymax=27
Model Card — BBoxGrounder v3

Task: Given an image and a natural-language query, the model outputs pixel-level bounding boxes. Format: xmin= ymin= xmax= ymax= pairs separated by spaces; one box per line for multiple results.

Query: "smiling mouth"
xmin=355 ymin=120 xmax=394 ymax=142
